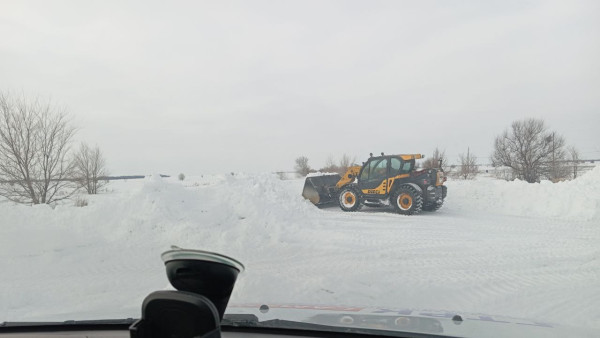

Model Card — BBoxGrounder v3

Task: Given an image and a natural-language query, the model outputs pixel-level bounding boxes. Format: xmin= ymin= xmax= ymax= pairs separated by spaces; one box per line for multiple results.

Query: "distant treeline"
xmin=0 ymin=174 xmax=170 ymax=184
xmin=104 ymin=175 xmax=146 ymax=181
xmin=100 ymin=174 xmax=171 ymax=181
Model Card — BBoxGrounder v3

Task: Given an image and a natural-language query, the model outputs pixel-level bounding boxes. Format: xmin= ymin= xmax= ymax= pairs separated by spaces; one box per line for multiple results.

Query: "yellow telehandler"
xmin=302 ymin=153 xmax=447 ymax=215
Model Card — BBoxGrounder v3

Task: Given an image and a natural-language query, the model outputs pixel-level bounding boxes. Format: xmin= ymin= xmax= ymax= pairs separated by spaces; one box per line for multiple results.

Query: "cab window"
xmin=359 ymin=161 xmax=372 ymax=181
xmin=390 ymin=158 xmax=402 ymax=175
xmin=401 ymin=160 xmax=414 ymax=173
xmin=360 ymin=158 xmax=388 ymax=181
xmin=372 ymin=158 xmax=388 ymax=180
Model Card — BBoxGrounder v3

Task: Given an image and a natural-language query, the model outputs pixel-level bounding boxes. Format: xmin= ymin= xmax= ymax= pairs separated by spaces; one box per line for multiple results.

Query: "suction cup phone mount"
xmin=130 ymin=248 xmax=244 ymax=338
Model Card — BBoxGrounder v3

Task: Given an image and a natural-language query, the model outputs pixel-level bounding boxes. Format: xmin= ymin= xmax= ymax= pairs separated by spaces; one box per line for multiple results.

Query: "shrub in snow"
xmin=74 ymin=196 xmax=88 ymax=207
xmin=458 ymin=148 xmax=478 ymax=180
xmin=178 ymin=173 xmax=185 ymax=181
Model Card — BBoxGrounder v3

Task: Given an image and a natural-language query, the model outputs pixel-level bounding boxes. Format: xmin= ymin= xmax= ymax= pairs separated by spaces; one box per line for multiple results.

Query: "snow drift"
xmin=0 ymin=169 xmax=599 ymax=331
xmin=446 ymin=166 xmax=600 ymax=222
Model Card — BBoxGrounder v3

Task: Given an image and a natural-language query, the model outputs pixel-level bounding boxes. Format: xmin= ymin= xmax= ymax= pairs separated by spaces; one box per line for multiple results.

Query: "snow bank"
xmin=446 ymin=166 xmax=600 ymax=221
xmin=1 ymin=171 xmax=599 ymax=330
xmin=0 ymin=173 xmax=321 ymax=321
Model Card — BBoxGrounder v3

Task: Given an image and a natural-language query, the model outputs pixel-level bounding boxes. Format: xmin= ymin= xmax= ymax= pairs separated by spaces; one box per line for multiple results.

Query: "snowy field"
xmin=1 ymin=168 xmax=599 ymax=332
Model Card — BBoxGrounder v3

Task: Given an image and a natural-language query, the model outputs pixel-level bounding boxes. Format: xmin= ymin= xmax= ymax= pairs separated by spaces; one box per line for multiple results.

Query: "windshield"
xmin=1 ymin=1 xmax=599 ymax=337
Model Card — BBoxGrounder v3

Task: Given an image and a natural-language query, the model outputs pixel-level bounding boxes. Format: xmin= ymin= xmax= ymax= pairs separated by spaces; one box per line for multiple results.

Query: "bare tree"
xmin=320 ymin=153 xmax=356 ymax=175
xmin=545 ymin=131 xmax=569 ymax=182
xmin=338 ymin=153 xmax=355 ymax=170
xmin=321 ymin=155 xmax=337 ymax=172
xmin=422 ymin=148 xmax=448 ymax=171
xmin=458 ymin=147 xmax=478 ymax=179
xmin=492 ymin=118 xmax=569 ymax=183
xmin=294 ymin=156 xmax=312 ymax=176
xmin=73 ymin=143 xmax=108 ymax=194
xmin=568 ymin=146 xmax=580 ymax=179
xmin=0 ymin=92 xmax=76 ymax=204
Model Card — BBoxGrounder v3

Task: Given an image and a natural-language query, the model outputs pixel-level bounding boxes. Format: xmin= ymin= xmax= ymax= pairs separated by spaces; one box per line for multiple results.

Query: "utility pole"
xmin=466 ymin=147 xmax=470 ymax=179
xmin=552 ymin=132 xmax=555 ymax=180
xmin=468 ymin=147 xmax=470 ymax=177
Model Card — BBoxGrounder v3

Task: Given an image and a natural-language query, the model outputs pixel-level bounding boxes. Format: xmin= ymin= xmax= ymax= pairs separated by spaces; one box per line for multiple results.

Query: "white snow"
xmin=0 ymin=168 xmax=599 ymax=332
xmin=446 ymin=166 xmax=600 ymax=222
xmin=306 ymin=172 xmax=341 ymax=177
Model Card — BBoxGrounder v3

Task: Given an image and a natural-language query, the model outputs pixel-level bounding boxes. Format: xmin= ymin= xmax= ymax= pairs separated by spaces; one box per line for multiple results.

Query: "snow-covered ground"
xmin=0 ymin=168 xmax=599 ymax=332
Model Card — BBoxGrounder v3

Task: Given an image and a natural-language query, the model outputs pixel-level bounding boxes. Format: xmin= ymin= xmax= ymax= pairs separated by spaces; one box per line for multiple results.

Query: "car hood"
xmin=226 ymin=304 xmax=597 ymax=338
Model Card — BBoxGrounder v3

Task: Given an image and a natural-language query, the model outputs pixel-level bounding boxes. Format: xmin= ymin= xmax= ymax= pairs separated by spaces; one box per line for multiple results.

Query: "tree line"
xmin=294 ymin=154 xmax=356 ymax=177
xmin=295 ymin=118 xmax=582 ymax=183
xmin=0 ymin=92 xmax=107 ymax=205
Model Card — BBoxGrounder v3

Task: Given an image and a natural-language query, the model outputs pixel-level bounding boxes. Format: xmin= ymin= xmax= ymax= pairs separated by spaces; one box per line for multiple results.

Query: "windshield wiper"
xmin=2 ymin=317 xmax=454 ymax=338
xmin=0 ymin=318 xmax=137 ymax=331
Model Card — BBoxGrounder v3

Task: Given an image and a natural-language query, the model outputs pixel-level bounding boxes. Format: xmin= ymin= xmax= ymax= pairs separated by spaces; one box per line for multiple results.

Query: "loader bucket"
xmin=302 ymin=174 xmax=341 ymax=206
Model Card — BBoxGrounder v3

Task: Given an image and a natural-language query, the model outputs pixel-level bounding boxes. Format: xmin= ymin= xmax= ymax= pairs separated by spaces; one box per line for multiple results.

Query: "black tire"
xmin=338 ymin=186 xmax=362 ymax=212
xmin=423 ymin=185 xmax=447 ymax=211
xmin=422 ymin=200 xmax=443 ymax=211
xmin=391 ymin=185 xmax=423 ymax=215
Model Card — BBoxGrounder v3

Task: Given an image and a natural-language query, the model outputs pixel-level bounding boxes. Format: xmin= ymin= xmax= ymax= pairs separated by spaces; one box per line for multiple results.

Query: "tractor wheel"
xmin=422 ymin=200 xmax=443 ymax=211
xmin=423 ymin=186 xmax=447 ymax=212
xmin=338 ymin=187 xmax=362 ymax=212
xmin=391 ymin=185 xmax=423 ymax=215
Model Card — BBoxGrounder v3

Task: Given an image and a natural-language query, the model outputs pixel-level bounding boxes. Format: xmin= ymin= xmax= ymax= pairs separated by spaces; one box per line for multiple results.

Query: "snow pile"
xmin=181 ymin=173 xmax=323 ymax=254
xmin=0 ymin=171 xmax=599 ymax=331
xmin=0 ymin=173 xmax=319 ymax=321
xmin=446 ymin=166 xmax=600 ymax=221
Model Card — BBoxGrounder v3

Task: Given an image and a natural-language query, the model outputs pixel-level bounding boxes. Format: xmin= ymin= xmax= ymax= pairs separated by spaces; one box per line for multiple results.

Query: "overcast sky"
xmin=1 ymin=0 xmax=599 ymax=175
